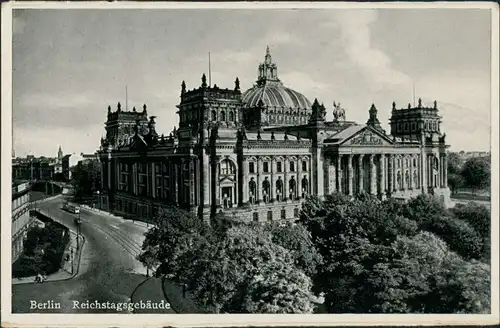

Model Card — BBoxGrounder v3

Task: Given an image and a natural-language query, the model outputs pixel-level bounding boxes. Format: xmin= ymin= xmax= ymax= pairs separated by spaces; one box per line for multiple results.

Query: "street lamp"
xmin=96 ymin=190 xmax=100 ymax=210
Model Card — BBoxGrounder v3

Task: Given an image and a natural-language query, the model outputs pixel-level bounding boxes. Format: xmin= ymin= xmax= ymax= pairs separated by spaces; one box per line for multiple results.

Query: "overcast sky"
xmin=12 ymin=8 xmax=492 ymax=157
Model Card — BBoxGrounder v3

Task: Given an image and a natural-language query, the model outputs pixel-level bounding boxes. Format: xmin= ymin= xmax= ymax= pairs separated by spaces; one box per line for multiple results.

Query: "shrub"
xmin=423 ymin=216 xmax=484 ymax=260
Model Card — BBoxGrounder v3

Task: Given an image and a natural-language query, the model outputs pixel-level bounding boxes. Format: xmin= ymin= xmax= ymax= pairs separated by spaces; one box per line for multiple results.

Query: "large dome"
xmin=242 ymin=83 xmax=312 ymax=110
xmin=242 ymin=46 xmax=312 ymax=111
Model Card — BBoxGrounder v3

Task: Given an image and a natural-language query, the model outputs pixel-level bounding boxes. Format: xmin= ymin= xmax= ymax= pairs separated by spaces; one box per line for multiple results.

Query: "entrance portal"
xmin=222 ymin=186 xmax=233 ymax=208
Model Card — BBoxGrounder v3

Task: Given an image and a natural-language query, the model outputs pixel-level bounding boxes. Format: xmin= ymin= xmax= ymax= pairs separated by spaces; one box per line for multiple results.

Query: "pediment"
xmin=341 ymin=126 xmax=393 ymax=147
xmin=219 ymin=176 xmax=236 ymax=184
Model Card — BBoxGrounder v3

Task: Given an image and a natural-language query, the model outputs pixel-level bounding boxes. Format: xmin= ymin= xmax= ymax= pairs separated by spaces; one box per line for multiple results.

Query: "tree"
xmin=71 ymin=161 xmax=101 ymax=201
xmin=137 ymin=206 xmax=210 ymax=279
xmin=305 ymin=196 xmax=418 ymax=312
xmin=451 ymin=202 xmax=491 ymax=261
xmin=242 ymin=251 xmax=323 ymax=313
xmin=403 ymin=194 xmax=447 ymax=225
xmin=188 ymin=225 xmax=321 ymax=313
xmin=267 ymin=222 xmax=323 ymax=277
xmin=423 ymin=257 xmax=490 ymax=313
xmin=447 ymin=152 xmax=464 ymax=175
xmin=461 ymin=157 xmax=490 ymax=192
xmin=447 ymin=173 xmax=464 ymax=195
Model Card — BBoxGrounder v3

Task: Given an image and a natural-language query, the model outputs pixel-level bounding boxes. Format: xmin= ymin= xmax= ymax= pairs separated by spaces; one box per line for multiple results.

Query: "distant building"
xmin=97 ymin=47 xmax=451 ymax=223
xmin=62 ymin=153 xmax=84 ymax=180
xmin=79 ymin=152 xmax=100 ymax=165
xmin=12 ymin=147 xmax=64 ymax=180
xmin=455 ymin=151 xmax=490 ymax=161
xmin=11 ymin=181 xmax=34 ymax=263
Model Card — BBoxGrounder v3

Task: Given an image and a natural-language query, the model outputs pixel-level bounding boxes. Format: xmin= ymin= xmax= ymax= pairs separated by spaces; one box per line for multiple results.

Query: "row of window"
xmin=248 ymin=160 xmax=308 ymax=174
xmin=396 ymin=120 xmax=440 ymax=133
xmin=252 ymin=208 xmax=300 ymax=222
xmin=211 ymin=110 xmax=236 ymax=123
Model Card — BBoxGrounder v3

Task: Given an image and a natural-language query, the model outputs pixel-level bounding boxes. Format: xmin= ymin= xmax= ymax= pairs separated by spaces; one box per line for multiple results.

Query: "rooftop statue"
xmin=333 ymin=101 xmax=346 ymax=121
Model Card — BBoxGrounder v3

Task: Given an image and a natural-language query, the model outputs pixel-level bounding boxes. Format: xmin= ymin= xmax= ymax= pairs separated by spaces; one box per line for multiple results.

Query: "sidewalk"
xmin=80 ymin=204 xmax=155 ymax=229
xmin=12 ymin=232 xmax=85 ymax=285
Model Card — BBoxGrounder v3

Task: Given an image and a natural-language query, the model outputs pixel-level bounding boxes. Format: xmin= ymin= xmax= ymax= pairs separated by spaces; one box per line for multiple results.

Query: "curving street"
xmin=12 ymin=196 xmax=153 ymax=313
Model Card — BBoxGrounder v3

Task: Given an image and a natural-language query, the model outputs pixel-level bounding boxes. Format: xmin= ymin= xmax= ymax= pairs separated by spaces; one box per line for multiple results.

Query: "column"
xmin=203 ymin=150 xmax=210 ymax=206
xmin=151 ymin=162 xmax=156 ymax=198
xmin=257 ymin=157 xmax=262 ymax=202
xmin=271 ymin=158 xmax=275 ymax=201
xmin=132 ymin=162 xmax=138 ymax=195
xmin=348 ymin=154 xmax=354 ymax=196
xmin=107 ymin=155 xmax=112 ymax=192
xmin=392 ymin=155 xmax=397 ymax=192
xmin=401 ymin=155 xmax=407 ymax=191
xmin=298 ymin=156 xmax=303 ymax=197
xmin=315 ymin=150 xmax=324 ymax=198
xmin=370 ymin=154 xmax=376 ymax=195
xmin=380 ymin=154 xmax=386 ymax=196
xmin=242 ymin=157 xmax=248 ymax=204
xmin=190 ymin=158 xmax=196 ymax=206
xmin=337 ymin=155 xmax=342 ymax=193
xmin=284 ymin=157 xmax=290 ymax=200
xmin=443 ymin=154 xmax=448 ymax=188
xmin=329 ymin=158 xmax=336 ymax=194
xmin=215 ymin=160 xmax=220 ymax=206
xmin=421 ymin=151 xmax=427 ymax=193
xmin=408 ymin=154 xmax=415 ymax=189
xmin=358 ymin=155 xmax=364 ymax=194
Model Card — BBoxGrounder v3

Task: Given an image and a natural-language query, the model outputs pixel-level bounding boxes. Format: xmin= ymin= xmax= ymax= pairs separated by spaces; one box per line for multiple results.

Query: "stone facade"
xmin=98 ymin=48 xmax=451 ymax=223
xmin=12 ymin=182 xmax=34 ymax=263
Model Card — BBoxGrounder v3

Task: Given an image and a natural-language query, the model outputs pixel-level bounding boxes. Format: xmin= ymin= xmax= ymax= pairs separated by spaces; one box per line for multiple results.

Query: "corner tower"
xmin=389 ymin=98 xmax=442 ymax=141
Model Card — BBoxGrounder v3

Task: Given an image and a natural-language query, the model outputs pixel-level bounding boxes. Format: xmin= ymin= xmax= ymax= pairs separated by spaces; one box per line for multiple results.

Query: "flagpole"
xmin=208 ymin=52 xmax=211 ymax=87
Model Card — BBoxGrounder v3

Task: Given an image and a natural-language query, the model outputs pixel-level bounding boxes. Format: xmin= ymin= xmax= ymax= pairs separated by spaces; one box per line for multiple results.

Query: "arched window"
xmin=301 ymin=176 xmax=309 ymax=197
xmin=220 ymin=159 xmax=234 ymax=175
xmin=229 ymin=111 xmax=234 ymax=122
xmin=221 ymin=111 xmax=226 ymax=122
xmin=289 ymin=178 xmax=297 ymax=199
xmin=249 ymin=178 xmax=256 ymax=203
xmin=211 ymin=110 xmax=217 ymax=121
xmin=262 ymin=178 xmax=270 ymax=203
xmin=397 ymin=171 xmax=402 ymax=190
xmin=405 ymin=170 xmax=410 ymax=188
xmin=276 ymin=178 xmax=283 ymax=201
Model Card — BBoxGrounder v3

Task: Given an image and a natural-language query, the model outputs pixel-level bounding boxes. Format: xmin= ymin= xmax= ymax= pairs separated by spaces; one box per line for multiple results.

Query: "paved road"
xmin=12 ymin=197 xmax=152 ymax=313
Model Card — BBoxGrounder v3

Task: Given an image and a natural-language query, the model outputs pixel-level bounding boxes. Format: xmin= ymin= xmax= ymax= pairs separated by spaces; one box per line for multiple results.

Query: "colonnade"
xmin=326 ymin=152 xmax=448 ymax=197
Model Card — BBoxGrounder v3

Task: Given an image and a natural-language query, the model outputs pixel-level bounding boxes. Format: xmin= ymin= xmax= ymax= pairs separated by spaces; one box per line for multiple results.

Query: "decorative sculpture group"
xmin=332 ymin=101 xmax=346 ymax=121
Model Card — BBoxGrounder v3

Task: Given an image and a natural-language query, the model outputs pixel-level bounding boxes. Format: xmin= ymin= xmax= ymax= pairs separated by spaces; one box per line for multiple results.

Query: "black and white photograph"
xmin=1 ymin=2 xmax=498 ymax=327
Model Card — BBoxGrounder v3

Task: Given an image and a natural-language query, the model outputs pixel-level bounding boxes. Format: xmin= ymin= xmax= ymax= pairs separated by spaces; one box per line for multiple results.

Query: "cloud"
xmin=332 ymin=10 xmax=412 ymax=90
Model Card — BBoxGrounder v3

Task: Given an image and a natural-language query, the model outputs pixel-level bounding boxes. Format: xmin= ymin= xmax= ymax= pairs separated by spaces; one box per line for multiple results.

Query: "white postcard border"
xmin=1 ymin=1 xmax=499 ymax=327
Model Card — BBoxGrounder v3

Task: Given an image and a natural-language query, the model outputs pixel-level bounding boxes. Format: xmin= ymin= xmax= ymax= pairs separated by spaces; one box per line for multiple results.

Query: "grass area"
xmin=452 ymin=188 xmax=490 ymax=201
xmin=161 ymin=278 xmax=207 ymax=313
